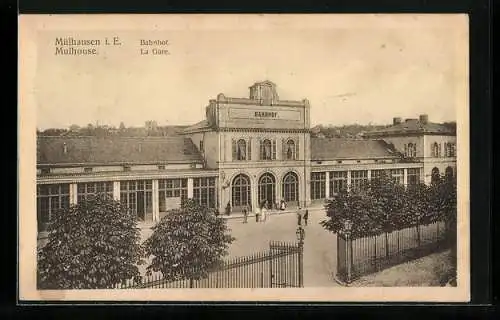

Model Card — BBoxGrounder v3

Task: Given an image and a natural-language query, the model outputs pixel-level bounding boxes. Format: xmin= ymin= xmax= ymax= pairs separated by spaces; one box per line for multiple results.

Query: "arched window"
xmin=432 ymin=142 xmax=441 ymax=158
xmin=237 ymin=139 xmax=247 ymax=160
xmin=231 ymin=174 xmax=251 ymax=212
xmin=260 ymin=139 xmax=274 ymax=160
xmin=282 ymin=172 xmax=299 ymax=204
xmin=258 ymin=173 xmax=276 ymax=209
xmin=286 ymin=139 xmax=296 ymax=160
xmin=431 ymin=167 xmax=440 ymax=184
xmin=445 ymin=166 xmax=454 ymax=181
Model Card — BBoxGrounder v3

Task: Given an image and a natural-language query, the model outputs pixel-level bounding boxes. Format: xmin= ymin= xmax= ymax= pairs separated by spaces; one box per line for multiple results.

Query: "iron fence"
xmin=115 ymin=240 xmax=303 ymax=289
xmin=337 ymin=220 xmax=451 ymax=284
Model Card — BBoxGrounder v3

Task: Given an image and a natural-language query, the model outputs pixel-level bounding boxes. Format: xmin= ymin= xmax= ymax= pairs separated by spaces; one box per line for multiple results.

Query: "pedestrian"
xmin=255 ymin=206 xmax=260 ymax=222
xmin=303 ymin=208 xmax=309 ymax=226
xmin=242 ymin=206 xmax=248 ymax=223
xmin=226 ymin=202 xmax=231 ymax=216
xmin=297 ymin=207 xmax=302 ymax=226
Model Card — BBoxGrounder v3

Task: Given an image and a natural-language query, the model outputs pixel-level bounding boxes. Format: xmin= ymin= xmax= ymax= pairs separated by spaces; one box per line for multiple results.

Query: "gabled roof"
xmin=363 ymin=119 xmax=455 ymax=137
xmin=37 ymin=136 xmax=203 ymax=166
xmin=310 ymin=138 xmax=400 ymax=160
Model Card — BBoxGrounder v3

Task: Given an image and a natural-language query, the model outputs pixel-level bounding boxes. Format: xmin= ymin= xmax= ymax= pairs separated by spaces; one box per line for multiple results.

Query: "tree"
xmin=143 ymin=199 xmax=235 ymax=286
xmin=37 ymin=194 xmax=144 ymax=289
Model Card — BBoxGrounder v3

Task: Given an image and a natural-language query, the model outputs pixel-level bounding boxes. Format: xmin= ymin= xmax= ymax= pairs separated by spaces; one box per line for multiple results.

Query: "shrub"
xmin=143 ymin=199 xmax=235 ymax=284
xmin=37 ymin=194 xmax=144 ymax=289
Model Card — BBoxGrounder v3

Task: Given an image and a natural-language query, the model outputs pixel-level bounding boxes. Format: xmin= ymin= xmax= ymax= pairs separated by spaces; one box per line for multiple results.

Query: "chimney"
xmin=419 ymin=114 xmax=429 ymax=124
xmin=393 ymin=117 xmax=402 ymax=125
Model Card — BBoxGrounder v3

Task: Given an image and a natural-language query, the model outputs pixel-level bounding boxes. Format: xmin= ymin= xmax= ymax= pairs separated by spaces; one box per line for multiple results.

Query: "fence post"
xmin=345 ymin=232 xmax=352 ymax=284
xmin=298 ymin=241 xmax=304 ymax=287
xmin=417 ymin=221 xmax=421 ymax=247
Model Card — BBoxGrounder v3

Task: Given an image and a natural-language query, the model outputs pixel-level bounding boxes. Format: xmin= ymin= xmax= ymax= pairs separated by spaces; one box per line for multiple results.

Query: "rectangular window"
xmin=371 ymin=169 xmax=388 ymax=180
xmin=77 ymin=181 xmax=113 ymax=203
xmin=158 ymin=165 xmax=165 ymax=170
xmin=37 ymin=184 xmax=70 ymax=232
xmin=351 ymin=170 xmax=368 ymax=191
xmin=158 ymin=178 xmax=188 ymax=212
xmin=120 ymin=180 xmax=153 ymax=221
xmin=310 ymin=172 xmax=326 ymax=200
xmin=193 ymin=177 xmax=216 ymax=209
xmin=199 ymin=140 xmax=204 ymax=152
xmin=390 ymin=169 xmax=404 ymax=185
xmin=407 ymin=168 xmax=420 ymax=186
xmin=330 ymin=171 xmax=348 ymax=195
xmin=40 ymin=168 xmax=50 ymax=175
xmin=123 ymin=165 xmax=131 ymax=172
xmin=84 ymin=167 xmax=93 ymax=173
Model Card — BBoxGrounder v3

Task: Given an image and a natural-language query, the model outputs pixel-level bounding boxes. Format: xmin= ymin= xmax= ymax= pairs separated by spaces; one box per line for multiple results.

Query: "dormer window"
xmin=337 ymin=160 xmax=342 ymax=164
xmin=158 ymin=165 xmax=165 ymax=170
xmin=84 ymin=167 xmax=93 ymax=173
xmin=41 ymin=168 xmax=50 ymax=175
xmin=123 ymin=165 xmax=131 ymax=172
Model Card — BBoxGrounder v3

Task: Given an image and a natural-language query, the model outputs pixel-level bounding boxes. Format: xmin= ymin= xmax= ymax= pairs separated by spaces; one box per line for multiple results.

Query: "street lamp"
xmin=295 ymin=226 xmax=305 ymax=287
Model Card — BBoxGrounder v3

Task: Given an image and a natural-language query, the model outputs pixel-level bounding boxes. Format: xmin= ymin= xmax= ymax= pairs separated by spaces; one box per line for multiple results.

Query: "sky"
xmin=33 ymin=14 xmax=467 ymax=130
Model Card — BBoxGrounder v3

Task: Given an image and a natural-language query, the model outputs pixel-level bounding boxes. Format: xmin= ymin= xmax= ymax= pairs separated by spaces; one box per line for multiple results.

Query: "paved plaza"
xmin=225 ymin=209 xmax=340 ymax=287
xmin=139 ymin=208 xmax=340 ymax=288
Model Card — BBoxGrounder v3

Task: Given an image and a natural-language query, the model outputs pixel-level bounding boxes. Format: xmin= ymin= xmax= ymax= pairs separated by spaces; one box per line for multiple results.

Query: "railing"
xmin=115 ymin=241 xmax=303 ymax=289
xmin=337 ymin=220 xmax=450 ymax=284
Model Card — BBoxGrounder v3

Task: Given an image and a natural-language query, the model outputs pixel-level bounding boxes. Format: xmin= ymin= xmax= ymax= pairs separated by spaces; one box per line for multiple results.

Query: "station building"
xmin=36 ymin=81 xmax=456 ymax=233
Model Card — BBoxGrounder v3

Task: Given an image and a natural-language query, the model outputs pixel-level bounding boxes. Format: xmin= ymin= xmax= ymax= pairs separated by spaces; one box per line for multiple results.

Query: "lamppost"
xmin=343 ymin=219 xmax=353 ymax=284
xmin=296 ymin=226 xmax=305 ymax=287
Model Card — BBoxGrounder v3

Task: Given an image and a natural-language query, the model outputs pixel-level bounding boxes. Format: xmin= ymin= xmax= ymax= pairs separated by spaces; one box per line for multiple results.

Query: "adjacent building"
xmin=36 ymin=81 xmax=456 ymax=234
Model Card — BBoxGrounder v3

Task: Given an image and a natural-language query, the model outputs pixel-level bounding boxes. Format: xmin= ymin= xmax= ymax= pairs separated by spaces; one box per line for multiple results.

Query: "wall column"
xmin=113 ymin=181 xmax=120 ymax=201
xmin=69 ymin=183 xmax=78 ymax=205
xmin=187 ymin=177 xmax=194 ymax=199
xmin=251 ymin=179 xmax=259 ymax=214
xmin=347 ymin=170 xmax=352 ymax=192
xmin=403 ymin=168 xmax=408 ymax=187
xmin=325 ymin=171 xmax=330 ymax=198
xmin=152 ymin=179 xmax=159 ymax=222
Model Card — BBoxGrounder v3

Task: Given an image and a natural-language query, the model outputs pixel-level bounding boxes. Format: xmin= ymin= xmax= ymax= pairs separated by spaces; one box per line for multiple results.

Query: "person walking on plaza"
xmin=303 ymin=208 xmax=309 ymax=226
xmin=242 ymin=206 xmax=248 ymax=223
xmin=297 ymin=207 xmax=302 ymax=226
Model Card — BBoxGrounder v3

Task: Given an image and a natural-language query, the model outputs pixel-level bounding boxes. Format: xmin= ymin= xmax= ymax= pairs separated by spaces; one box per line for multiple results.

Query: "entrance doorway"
xmin=282 ymin=171 xmax=299 ymax=206
xmin=231 ymin=174 xmax=251 ymax=212
xmin=258 ymin=172 xmax=276 ymax=209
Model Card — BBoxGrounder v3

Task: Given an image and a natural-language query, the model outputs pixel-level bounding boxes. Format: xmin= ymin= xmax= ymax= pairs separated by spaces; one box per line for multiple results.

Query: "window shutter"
xmin=232 ymin=139 xmax=237 ymax=161
xmin=247 ymin=138 xmax=252 ymax=160
xmin=282 ymin=138 xmax=286 ymax=160
xmin=272 ymin=140 xmax=277 ymax=160
xmin=296 ymin=138 xmax=300 ymax=160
